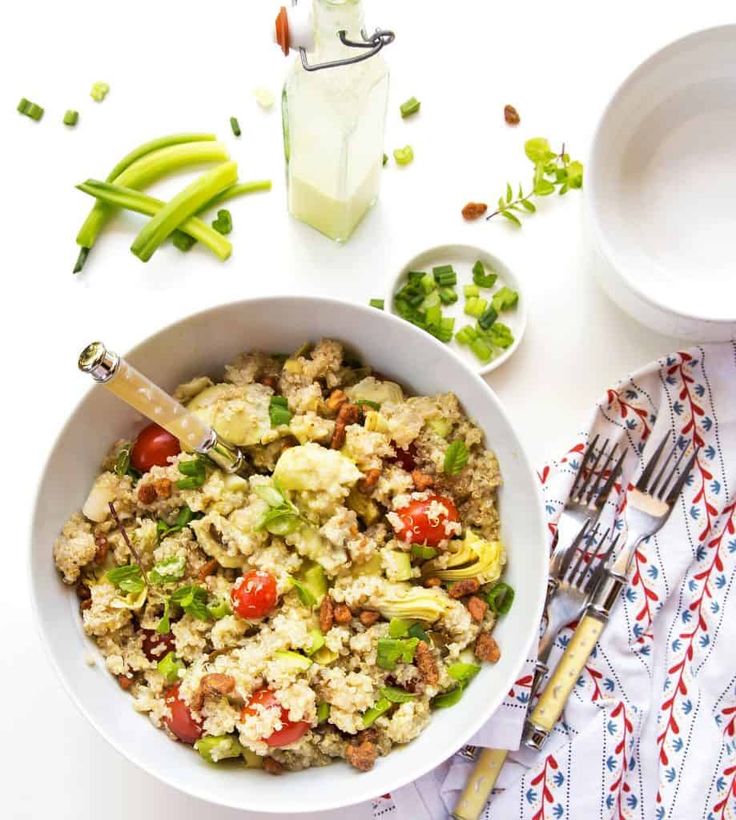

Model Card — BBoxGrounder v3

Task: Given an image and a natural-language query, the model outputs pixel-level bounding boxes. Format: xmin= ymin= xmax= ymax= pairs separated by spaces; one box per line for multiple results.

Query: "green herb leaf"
xmin=431 ymin=686 xmax=464 ymax=709
xmin=443 ymin=440 xmax=469 ymax=475
xmin=149 ymin=555 xmax=187 ymax=586
xmin=505 ymin=182 xmax=513 ymax=203
xmin=500 ymin=210 xmax=522 ymax=227
xmin=381 ymin=686 xmax=416 ymax=703
xmin=524 ymin=137 xmax=552 ymax=162
xmin=376 ymin=637 xmax=420 ymax=670
xmin=107 ymin=564 xmax=145 ymax=594
xmin=486 ymin=581 xmax=515 ymax=614
xmin=171 ymin=585 xmax=211 ymax=621
xmin=447 ymin=662 xmax=481 ymax=684
xmin=288 ymin=576 xmax=317 ymax=608
xmin=156 ymin=598 xmax=171 ymax=634
xmin=362 ymin=697 xmax=392 ymax=727
xmin=157 ymin=505 xmax=201 ymax=540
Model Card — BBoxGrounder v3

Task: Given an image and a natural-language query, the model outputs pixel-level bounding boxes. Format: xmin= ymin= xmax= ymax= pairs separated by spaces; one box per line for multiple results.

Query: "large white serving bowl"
xmin=30 ymin=296 xmax=546 ymax=814
xmin=587 ymin=25 xmax=736 ymax=341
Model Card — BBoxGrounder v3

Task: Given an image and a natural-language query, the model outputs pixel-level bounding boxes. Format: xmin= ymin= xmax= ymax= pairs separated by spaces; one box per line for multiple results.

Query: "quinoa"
xmin=52 ymin=339 xmax=508 ymax=773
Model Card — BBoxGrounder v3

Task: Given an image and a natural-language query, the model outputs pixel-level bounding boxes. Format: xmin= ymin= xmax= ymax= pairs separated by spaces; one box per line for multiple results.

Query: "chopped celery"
xmin=131 ymin=161 xmax=238 ymax=262
xmin=76 ymin=180 xmax=232 ymax=261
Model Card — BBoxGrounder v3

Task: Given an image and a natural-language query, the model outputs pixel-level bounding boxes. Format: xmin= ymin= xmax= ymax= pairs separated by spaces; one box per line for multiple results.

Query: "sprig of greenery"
xmin=487 ymin=138 xmax=583 ymax=227
xmin=254 ymin=481 xmax=304 ymax=536
xmin=443 ymin=440 xmax=469 ymax=475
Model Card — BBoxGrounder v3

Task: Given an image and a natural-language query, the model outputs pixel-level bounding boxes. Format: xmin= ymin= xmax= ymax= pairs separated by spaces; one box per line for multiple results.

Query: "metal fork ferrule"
xmin=522 ymin=722 xmax=549 ymax=750
xmin=587 ymin=571 xmax=627 ymax=619
xmin=197 ymin=429 xmax=247 ymax=474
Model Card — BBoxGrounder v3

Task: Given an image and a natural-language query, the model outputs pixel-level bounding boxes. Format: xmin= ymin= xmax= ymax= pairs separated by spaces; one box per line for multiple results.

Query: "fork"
xmin=453 ymin=526 xmax=616 ymax=820
xmin=453 ymin=436 xmax=624 ymax=820
xmin=523 ymin=436 xmax=698 ymax=750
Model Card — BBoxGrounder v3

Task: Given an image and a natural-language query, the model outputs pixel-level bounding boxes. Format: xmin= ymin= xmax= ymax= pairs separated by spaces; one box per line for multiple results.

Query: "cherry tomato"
xmin=393 ymin=494 xmax=460 ymax=546
xmin=130 ymin=423 xmax=181 ymax=473
xmin=242 ymin=688 xmax=309 ymax=747
xmin=231 ymin=570 xmax=278 ymax=620
xmin=389 ymin=441 xmax=417 ymax=472
xmin=164 ymin=684 xmax=202 ymax=744
xmin=141 ymin=629 xmax=175 ymax=662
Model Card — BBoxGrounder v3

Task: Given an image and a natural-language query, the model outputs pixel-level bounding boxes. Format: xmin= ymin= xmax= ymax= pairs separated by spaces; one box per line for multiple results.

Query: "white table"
xmin=3 ymin=1 xmax=732 ymax=817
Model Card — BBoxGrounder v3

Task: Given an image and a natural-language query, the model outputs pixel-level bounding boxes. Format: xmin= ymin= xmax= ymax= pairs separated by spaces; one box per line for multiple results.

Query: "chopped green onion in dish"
xmin=176 ymin=457 xmax=207 ymax=490
xmin=376 ymin=637 xmax=420 ymax=670
xmin=472 ymin=260 xmax=498 ymax=289
xmin=478 ymin=305 xmax=498 ymax=331
xmin=447 ymin=662 xmax=481 ymax=684
xmin=463 ymin=284 xmax=480 ymax=298
xmin=17 ymin=97 xmax=44 ymax=121
xmin=410 ymin=544 xmax=438 ymax=560
xmin=388 ymin=617 xmax=412 ymax=638
xmin=393 ymin=145 xmax=414 ymax=166
xmin=492 ymin=286 xmax=519 ymax=312
xmin=212 ymin=209 xmax=233 ymax=235
xmin=486 ymin=322 xmax=514 ymax=349
xmin=369 ymin=298 xmax=385 ymax=310
xmin=269 ymin=395 xmax=292 ymax=427
xmin=381 ymin=686 xmax=416 ymax=703
xmin=486 ymin=581 xmax=515 ymax=614
xmin=229 ymin=116 xmax=241 ymax=137
xmin=172 ymin=230 xmax=197 ymax=252
xmin=439 ymin=287 xmax=458 ymax=305
xmin=157 ymin=651 xmax=184 ymax=683
xmin=400 ymin=96 xmax=421 ymax=118
xmin=90 ymin=81 xmax=110 ymax=102
xmin=431 ymin=686 xmax=464 ymax=709
xmin=63 ymin=109 xmax=79 ymax=126
xmin=464 ymin=297 xmax=488 ymax=319
xmin=470 ymin=336 xmax=494 ymax=364
xmin=433 ymin=265 xmax=457 ymax=286
xmin=316 ymin=702 xmax=330 ymax=723
xmin=407 ymin=622 xmax=429 ymax=643
xmin=362 ymin=697 xmax=391 ymax=727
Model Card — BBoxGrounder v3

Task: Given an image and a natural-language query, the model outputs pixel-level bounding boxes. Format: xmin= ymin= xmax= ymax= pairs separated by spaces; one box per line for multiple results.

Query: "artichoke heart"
xmin=190 ymin=513 xmax=248 ymax=568
xmin=369 ymin=583 xmax=449 ymax=623
xmin=187 ymin=382 xmax=271 ymax=446
xmin=110 ymin=586 xmax=148 ymax=610
xmin=422 ymin=530 xmax=505 ymax=585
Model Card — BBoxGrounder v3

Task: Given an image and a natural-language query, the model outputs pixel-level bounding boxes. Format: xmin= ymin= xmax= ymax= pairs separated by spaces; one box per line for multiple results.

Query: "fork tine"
xmin=656 ymin=445 xmax=688 ymax=499
xmin=649 ymin=443 xmax=679 ymax=496
xmin=585 ymin=533 xmax=620 ymax=593
xmin=636 ymin=435 xmax=669 ymax=491
xmin=664 ymin=449 xmax=699 ymax=506
xmin=558 ymin=519 xmax=591 ymax=579
xmin=574 ymin=437 xmax=610 ymax=502
xmin=585 ymin=444 xmax=617 ymax=504
xmin=592 ymin=447 xmax=626 ymax=510
xmin=567 ymin=524 xmax=604 ymax=587
xmin=570 ymin=434 xmax=600 ymax=500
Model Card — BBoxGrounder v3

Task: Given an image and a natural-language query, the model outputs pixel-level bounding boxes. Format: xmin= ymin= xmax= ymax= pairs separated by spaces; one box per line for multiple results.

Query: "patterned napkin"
xmin=368 ymin=343 xmax=736 ymax=820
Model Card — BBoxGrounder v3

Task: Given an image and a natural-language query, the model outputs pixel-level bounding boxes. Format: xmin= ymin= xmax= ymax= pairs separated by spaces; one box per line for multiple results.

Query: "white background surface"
xmin=1 ymin=1 xmax=733 ymax=818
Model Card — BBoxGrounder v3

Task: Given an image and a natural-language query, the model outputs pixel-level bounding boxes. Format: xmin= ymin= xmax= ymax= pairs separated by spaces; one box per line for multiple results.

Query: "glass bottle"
xmin=278 ymin=0 xmax=392 ymax=242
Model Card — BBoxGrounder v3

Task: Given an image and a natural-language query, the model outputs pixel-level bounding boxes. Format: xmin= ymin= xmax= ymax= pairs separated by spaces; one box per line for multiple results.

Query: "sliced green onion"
xmin=422 ymin=291 xmax=441 ymax=311
xmin=229 ymin=116 xmax=241 ymax=137
xmin=316 ymin=702 xmax=330 ymax=723
xmin=157 ymin=651 xmax=184 ymax=683
xmin=76 ymin=180 xmax=232 ymax=261
xmin=487 ymin=322 xmax=515 ymax=349
xmin=362 ymin=697 xmax=391 ymax=727
xmin=131 ymin=161 xmax=238 ymax=262
xmin=388 ymin=617 xmax=412 ymax=638
xmin=433 ymin=265 xmax=457 ymax=285
xmin=355 ymin=399 xmax=380 ymax=410
xmin=369 ymin=298 xmax=385 ymax=310
xmin=400 ymin=96 xmax=421 ymax=118
xmin=172 ymin=230 xmax=197 ymax=252
xmin=63 ymin=110 xmax=79 ymax=127
xmin=486 ymin=581 xmax=515 ymax=614
xmin=269 ymin=395 xmax=292 ymax=427
xmin=491 ymin=287 xmax=519 ymax=312
xmin=407 ymin=270 xmax=425 ymax=284
xmin=90 ymin=81 xmax=110 ymax=102
xmin=212 ymin=209 xmax=233 ymax=235
xmin=439 ymin=287 xmax=458 ymax=305
xmin=472 ymin=260 xmax=498 ymax=289
xmin=425 ymin=304 xmax=442 ymax=326
xmin=420 ymin=273 xmax=436 ymax=293
xmin=478 ymin=305 xmax=498 ymax=331
xmin=431 ymin=686 xmax=464 ymax=709
xmin=470 ymin=337 xmax=494 ymax=364
xmin=464 ymin=284 xmax=480 ymax=298
xmin=105 ymin=134 xmax=217 ymax=184
xmin=447 ymin=662 xmax=481 ymax=684
xmin=17 ymin=98 xmax=44 ymax=121
xmin=410 ymin=544 xmax=438 ymax=560
xmin=381 ymin=686 xmax=416 ymax=703
xmin=393 ymin=145 xmax=414 ymax=166
xmin=382 ymin=153 xmax=388 ymax=166
xmin=407 ymin=622 xmax=429 ymax=643
xmin=464 ymin=297 xmax=488 ymax=318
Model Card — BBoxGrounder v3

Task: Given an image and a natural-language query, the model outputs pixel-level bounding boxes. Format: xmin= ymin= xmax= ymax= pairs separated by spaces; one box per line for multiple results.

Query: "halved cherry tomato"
xmin=164 ymin=684 xmax=202 ymax=744
xmin=141 ymin=629 xmax=175 ymax=662
xmin=130 ymin=423 xmax=181 ymax=473
xmin=393 ymin=494 xmax=460 ymax=546
xmin=242 ymin=688 xmax=309 ymax=747
xmin=231 ymin=570 xmax=278 ymax=620
xmin=389 ymin=441 xmax=417 ymax=472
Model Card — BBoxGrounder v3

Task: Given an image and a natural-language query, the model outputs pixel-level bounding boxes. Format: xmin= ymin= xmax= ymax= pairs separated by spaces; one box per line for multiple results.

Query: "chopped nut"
xmin=467 ymin=595 xmax=488 ymax=623
xmin=356 ymin=727 xmax=379 ymax=744
xmin=94 ymin=535 xmax=109 ymax=565
xmin=326 ymin=389 xmax=348 ymax=413
xmin=346 ymin=739 xmax=378 ymax=772
xmin=319 ymin=595 xmax=335 ymax=633
xmin=192 ymin=673 xmax=236 ymax=710
xmin=448 ymin=578 xmax=480 ymax=599
xmin=424 ymin=576 xmax=442 ymax=588
xmin=259 ymin=375 xmax=279 ymax=390
xmin=137 ymin=483 xmax=157 ymax=505
xmin=357 ymin=468 xmax=381 ymax=494
xmin=198 ymin=558 xmax=218 ymax=582
xmin=475 ymin=632 xmax=501 ymax=663
xmin=414 ymin=640 xmax=439 ymax=685
xmin=330 ymin=402 xmax=360 ymax=450
xmin=333 ymin=603 xmax=353 ymax=625
xmin=118 ymin=674 xmax=133 ymax=691
xmin=359 ymin=610 xmax=380 ymax=627
xmin=263 ymin=757 xmax=284 ymax=775
xmin=153 ymin=478 xmax=172 ymax=499
xmin=504 ymin=104 xmax=520 ymax=125
xmin=462 ymin=202 xmax=488 ymax=221
xmin=80 ymin=598 xmax=92 ymax=611
xmin=411 ymin=469 xmax=434 ymax=491
xmin=75 ymin=580 xmax=91 ymax=601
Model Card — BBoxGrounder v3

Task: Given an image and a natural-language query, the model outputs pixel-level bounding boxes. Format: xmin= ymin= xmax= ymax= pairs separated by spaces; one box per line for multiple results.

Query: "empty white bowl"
xmin=30 ymin=297 xmax=546 ymax=814
xmin=385 ymin=244 xmax=527 ymax=375
xmin=587 ymin=25 xmax=736 ymax=341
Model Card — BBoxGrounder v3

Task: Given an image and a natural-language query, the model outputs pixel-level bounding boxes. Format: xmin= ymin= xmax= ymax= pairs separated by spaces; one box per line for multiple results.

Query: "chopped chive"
xmin=472 ymin=260 xmax=498 ymax=288
xmin=439 ymin=287 xmax=458 ymax=305
xmin=17 ymin=98 xmax=44 ymax=121
xmin=425 ymin=304 xmax=442 ymax=326
xmin=432 ymin=265 xmax=456 ymax=285
xmin=464 ymin=297 xmax=488 ymax=319
xmin=463 ymin=284 xmax=479 ymax=298
xmin=90 ymin=82 xmax=110 ymax=102
xmin=369 ymin=298 xmax=385 ymax=310
xmin=407 ymin=271 xmax=425 ymax=283
xmin=211 ymin=209 xmax=233 ymax=235
xmin=470 ymin=337 xmax=494 ymax=363
xmin=393 ymin=145 xmax=414 ymax=166
xmin=229 ymin=116 xmax=241 ymax=137
xmin=478 ymin=305 xmax=498 ymax=331
xmin=400 ymin=97 xmax=421 ymax=118
xmin=422 ymin=291 xmax=441 ymax=310
xmin=420 ymin=273 xmax=436 ymax=293
xmin=63 ymin=109 xmax=79 ymax=127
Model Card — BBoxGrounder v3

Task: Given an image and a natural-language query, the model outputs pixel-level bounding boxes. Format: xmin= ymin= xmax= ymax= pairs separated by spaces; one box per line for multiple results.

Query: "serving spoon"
xmin=78 ymin=341 xmax=247 ymax=474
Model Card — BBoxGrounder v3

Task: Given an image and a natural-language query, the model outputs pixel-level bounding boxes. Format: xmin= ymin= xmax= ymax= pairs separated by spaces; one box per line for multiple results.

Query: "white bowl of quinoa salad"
xmin=31 ymin=297 xmax=546 ymax=814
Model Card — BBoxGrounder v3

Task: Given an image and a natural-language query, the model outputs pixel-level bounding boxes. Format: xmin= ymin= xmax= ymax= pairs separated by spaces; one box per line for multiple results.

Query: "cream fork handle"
xmin=452 ymin=748 xmax=508 ymax=820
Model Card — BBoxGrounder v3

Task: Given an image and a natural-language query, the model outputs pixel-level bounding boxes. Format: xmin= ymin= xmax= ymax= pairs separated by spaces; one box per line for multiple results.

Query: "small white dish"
xmin=587 ymin=24 xmax=736 ymax=341
xmin=385 ymin=244 xmax=527 ymax=375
